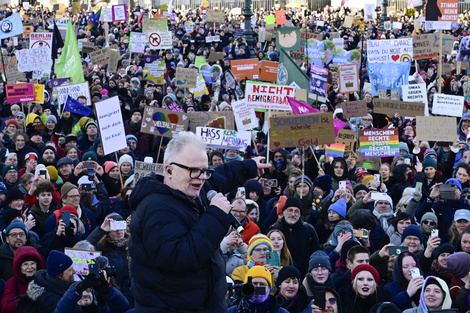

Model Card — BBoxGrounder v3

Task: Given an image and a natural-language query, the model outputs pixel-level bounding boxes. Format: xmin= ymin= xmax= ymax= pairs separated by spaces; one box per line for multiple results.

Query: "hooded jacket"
xmin=403 ymin=276 xmax=452 ymax=313
xmin=457 ymin=112 xmax=470 ymax=142
xmin=389 ymin=163 xmax=413 ymax=205
xmin=128 ymin=158 xmax=258 ymax=313
xmin=1 ymin=246 xmax=45 ymax=313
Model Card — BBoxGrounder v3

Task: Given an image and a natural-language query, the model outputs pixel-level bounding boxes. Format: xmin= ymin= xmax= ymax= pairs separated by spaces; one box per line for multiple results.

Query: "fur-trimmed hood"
xmin=27 ymin=269 xmax=69 ymax=301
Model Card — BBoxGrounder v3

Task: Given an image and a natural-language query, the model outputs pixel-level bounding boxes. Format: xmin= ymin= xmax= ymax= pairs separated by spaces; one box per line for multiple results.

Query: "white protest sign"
xmin=364 ymin=3 xmax=376 ymax=22
xmin=432 ymin=94 xmax=464 ymax=117
xmin=95 ymin=96 xmax=127 ymax=155
xmin=196 ymin=127 xmax=252 ymax=150
xmin=338 ymin=64 xmax=359 ymax=93
xmin=367 ymin=38 xmax=413 ymax=63
xmin=112 ymin=4 xmax=127 ymax=22
xmin=206 ymin=35 xmax=220 ymax=43
xmin=232 ymin=99 xmax=258 ymax=131
xmin=402 ymin=84 xmax=428 ymax=116
xmin=64 ymin=248 xmax=101 ymax=278
xmin=333 ymin=38 xmax=343 ymax=50
xmin=48 ymin=18 xmax=68 ymax=30
xmin=56 ymin=82 xmax=91 ymax=112
xmin=103 ymin=8 xmax=113 ymax=22
xmin=392 ymin=22 xmax=403 ymax=29
xmin=78 ymin=38 xmax=87 ymax=52
xmin=15 ymin=47 xmax=52 ymax=73
xmin=30 ymin=33 xmax=53 ymax=50
xmin=129 ymin=32 xmax=146 ymax=53
xmin=147 ymin=31 xmax=172 ymax=50
xmin=134 ymin=161 xmax=164 ymax=182
xmin=245 ymin=81 xmax=295 ymax=111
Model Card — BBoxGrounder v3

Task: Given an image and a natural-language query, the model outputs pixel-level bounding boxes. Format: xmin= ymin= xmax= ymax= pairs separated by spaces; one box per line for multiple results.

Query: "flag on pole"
xmin=55 ymin=19 xmax=84 ymax=84
xmin=0 ymin=13 xmax=24 ymax=40
xmin=64 ymin=95 xmax=91 ymax=116
xmin=51 ymin=20 xmax=64 ymax=60
xmin=87 ymin=8 xmax=102 ymax=34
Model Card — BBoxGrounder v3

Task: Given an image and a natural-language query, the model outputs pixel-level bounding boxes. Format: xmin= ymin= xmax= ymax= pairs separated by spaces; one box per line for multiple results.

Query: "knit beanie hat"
xmin=294 ymin=175 xmax=313 ymax=189
xmin=85 ymin=120 xmax=98 ymax=131
xmin=340 ymin=240 xmax=360 ymax=261
xmin=5 ymin=119 xmax=19 ymax=129
xmin=5 ymin=187 xmax=24 ymax=206
xmin=144 ymin=88 xmax=152 ymax=95
xmin=436 ymin=243 xmax=455 ymax=257
xmin=275 ymin=266 xmax=301 ymax=287
xmin=308 ymin=251 xmax=332 ymax=272
xmin=328 ymin=198 xmax=347 ymax=218
xmin=47 ymin=250 xmax=73 ymax=276
xmin=2 ymin=165 xmax=17 ymax=177
xmin=126 ymin=134 xmax=138 ymax=144
xmin=104 ymin=161 xmax=118 ymax=173
xmin=81 ymin=151 xmax=98 ymax=162
xmin=420 ymin=212 xmax=438 ymax=227
xmin=373 ymin=194 xmax=393 ymax=208
xmin=422 ymin=156 xmax=437 ymax=170
xmin=247 ymin=234 xmax=273 ymax=255
xmin=362 ymin=175 xmax=374 ymax=185
xmin=119 ymin=154 xmax=134 ymax=168
xmin=354 ymin=184 xmax=369 ymax=196
xmin=399 ymin=142 xmax=409 ymax=154
xmin=351 ymin=264 xmax=380 ymax=284
xmin=332 ymin=224 xmax=354 ymax=247
xmin=0 ymin=182 xmax=7 ymax=195
xmin=446 ymin=178 xmax=462 ymax=192
xmin=423 ymin=149 xmax=437 ymax=159
xmin=61 ymin=182 xmax=78 ymax=198
xmin=314 ymin=174 xmax=332 ymax=192
xmin=46 ymin=115 xmax=57 ymax=124
xmin=6 ymin=220 xmax=27 ymax=236
xmin=245 ymin=266 xmax=273 ymax=288
xmin=46 ymin=166 xmax=58 ymax=181
xmin=276 ymin=196 xmax=287 ymax=215
xmin=447 ymin=252 xmax=470 ymax=278
xmin=401 ymin=225 xmax=423 ymax=243
xmin=60 ymin=205 xmax=79 ymax=219
xmin=3 ymin=209 xmax=23 ymax=226
xmin=283 ymin=197 xmax=303 ymax=212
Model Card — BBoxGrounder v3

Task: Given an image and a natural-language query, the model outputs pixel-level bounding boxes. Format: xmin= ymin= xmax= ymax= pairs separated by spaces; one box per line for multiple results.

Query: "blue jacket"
xmin=128 ymin=159 xmax=258 ymax=312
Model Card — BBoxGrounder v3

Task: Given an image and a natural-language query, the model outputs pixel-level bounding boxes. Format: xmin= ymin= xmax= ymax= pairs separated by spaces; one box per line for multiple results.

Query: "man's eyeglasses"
xmin=422 ymin=220 xmax=436 ymax=226
xmin=170 ymin=162 xmax=214 ymax=179
xmin=253 ymin=248 xmax=270 ymax=253
xmin=8 ymin=232 xmax=25 ymax=238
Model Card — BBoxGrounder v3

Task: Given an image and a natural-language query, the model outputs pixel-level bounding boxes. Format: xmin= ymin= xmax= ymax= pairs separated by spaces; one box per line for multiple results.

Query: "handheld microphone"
xmin=207 ymin=190 xmax=244 ymax=233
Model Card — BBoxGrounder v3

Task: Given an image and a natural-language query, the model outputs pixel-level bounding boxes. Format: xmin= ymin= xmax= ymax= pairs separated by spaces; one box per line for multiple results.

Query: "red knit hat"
xmin=60 ymin=205 xmax=79 ymax=218
xmin=276 ymin=196 xmax=287 ymax=215
xmin=351 ymin=264 xmax=380 ymax=284
xmin=104 ymin=161 xmax=118 ymax=173
xmin=5 ymin=119 xmax=19 ymax=129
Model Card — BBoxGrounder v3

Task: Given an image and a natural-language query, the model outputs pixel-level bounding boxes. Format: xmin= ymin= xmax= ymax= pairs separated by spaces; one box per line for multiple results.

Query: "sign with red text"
xmin=245 ymin=80 xmax=295 ymax=111
xmin=359 ymin=128 xmax=400 ymax=158
xmin=232 ymin=99 xmax=258 ymax=131
xmin=195 ymin=127 xmax=252 ymax=150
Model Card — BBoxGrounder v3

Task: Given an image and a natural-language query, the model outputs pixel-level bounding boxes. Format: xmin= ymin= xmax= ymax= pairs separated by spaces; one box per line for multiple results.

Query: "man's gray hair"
xmin=164 ymin=131 xmax=206 ymax=166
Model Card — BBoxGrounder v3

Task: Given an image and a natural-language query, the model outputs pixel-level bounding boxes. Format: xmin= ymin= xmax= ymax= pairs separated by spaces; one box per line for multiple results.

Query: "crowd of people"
xmin=0 ymin=1 xmax=467 ymax=313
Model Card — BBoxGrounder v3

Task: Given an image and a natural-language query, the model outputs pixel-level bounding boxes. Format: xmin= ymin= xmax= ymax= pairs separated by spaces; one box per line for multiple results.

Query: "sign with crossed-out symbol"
xmin=149 ymin=33 xmax=161 ymax=47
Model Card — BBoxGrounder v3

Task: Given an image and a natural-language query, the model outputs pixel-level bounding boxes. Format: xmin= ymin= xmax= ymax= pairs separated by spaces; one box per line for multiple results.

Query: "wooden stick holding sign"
xmin=438 ymin=30 xmax=443 ymax=94
xmin=114 ymin=151 xmax=124 ymax=189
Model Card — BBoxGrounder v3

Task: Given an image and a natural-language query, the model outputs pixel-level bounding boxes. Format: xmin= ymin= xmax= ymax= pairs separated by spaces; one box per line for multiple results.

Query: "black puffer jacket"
xmin=23 ymin=270 xmax=70 ymax=313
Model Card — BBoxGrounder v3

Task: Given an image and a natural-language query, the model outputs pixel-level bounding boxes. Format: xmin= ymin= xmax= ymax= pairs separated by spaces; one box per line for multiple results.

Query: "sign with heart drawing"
xmin=140 ymin=106 xmax=189 ymax=138
xmin=199 ymin=63 xmax=222 ymax=84
xmin=366 ymin=38 xmax=413 ymax=63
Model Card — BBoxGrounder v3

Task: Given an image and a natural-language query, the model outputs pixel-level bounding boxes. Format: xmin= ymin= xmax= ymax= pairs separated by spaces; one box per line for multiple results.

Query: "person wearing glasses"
xmin=231 ymin=198 xmax=259 ymax=244
xmin=0 ymin=220 xmax=31 ymax=281
xmin=129 ymin=131 xmax=270 ymax=313
xmin=311 ymin=287 xmax=342 ymax=313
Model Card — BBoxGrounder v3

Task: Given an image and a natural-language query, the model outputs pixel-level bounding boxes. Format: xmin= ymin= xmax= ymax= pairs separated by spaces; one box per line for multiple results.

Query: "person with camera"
xmin=311 ymin=287 xmax=342 ymax=313
xmin=229 ymin=266 xmax=289 ymax=313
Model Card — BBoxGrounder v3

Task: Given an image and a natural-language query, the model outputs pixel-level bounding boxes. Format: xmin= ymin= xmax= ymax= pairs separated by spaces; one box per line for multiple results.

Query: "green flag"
xmin=55 ymin=19 xmax=84 ymax=84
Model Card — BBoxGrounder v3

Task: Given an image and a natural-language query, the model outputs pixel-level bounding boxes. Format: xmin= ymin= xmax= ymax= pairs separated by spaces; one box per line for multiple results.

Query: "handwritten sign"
xmin=336 ymin=129 xmax=356 ymax=151
xmin=402 ymin=84 xmax=428 ymax=115
xmin=141 ymin=106 xmax=189 ymax=138
xmin=107 ymin=49 xmax=120 ymax=73
xmin=367 ymin=38 xmax=413 ymax=63
xmin=416 ymin=116 xmax=457 ymax=142
xmin=359 ymin=128 xmax=399 ymax=158
xmin=343 ymin=100 xmax=367 ymax=119
xmin=6 ymin=83 xmax=36 ymax=103
xmin=15 ymin=47 xmax=52 ymax=73
xmin=373 ymin=99 xmax=425 ymax=117
xmin=269 ymin=113 xmax=335 ymax=149
xmin=95 ymin=97 xmax=127 ymax=155
xmin=103 ymin=8 xmax=113 ymax=22
xmin=112 ymin=4 xmax=127 ymax=22
xmin=206 ymin=9 xmax=225 ymax=23
xmin=56 ymin=82 xmax=91 ymax=111
xmin=245 ymin=81 xmax=295 ymax=111
xmin=188 ymin=111 xmax=235 ymax=132
xmin=231 ymin=59 xmax=259 ymax=81
xmin=196 ymin=127 xmax=252 ymax=150
xmin=232 ymin=99 xmax=258 ymax=131
xmin=89 ymin=47 xmax=110 ymax=68
xmin=413 ymin=33 xmax=453 ymax=60
xmin=175 ymin=68 xmax=198 ymax=88
xmin=338 ymin=64 xmax=359 ymax=93
xmin=432 ymin=94 xmax=464 ymax=117
xmin=64 ymin=248 xmax=101 ymax=277
xmin=129 ymin=32 xmax=146 ymax=54
xmin=134 ymin=161 xmax=164 ymax=182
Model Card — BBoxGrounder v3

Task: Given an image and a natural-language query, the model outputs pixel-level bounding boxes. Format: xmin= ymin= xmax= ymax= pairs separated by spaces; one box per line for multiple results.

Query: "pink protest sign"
xmin=6 ymin=83 xmax=36 ymax=104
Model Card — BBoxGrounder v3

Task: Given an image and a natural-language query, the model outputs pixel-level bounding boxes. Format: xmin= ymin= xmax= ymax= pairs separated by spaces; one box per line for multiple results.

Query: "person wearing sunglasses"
xmin=419 ymin=212 xmax=438 ymax=249
xmin=129 ymin=131 xmax=270 ymax=313
xmin=311 ymin=287 xmax=342 ymax=313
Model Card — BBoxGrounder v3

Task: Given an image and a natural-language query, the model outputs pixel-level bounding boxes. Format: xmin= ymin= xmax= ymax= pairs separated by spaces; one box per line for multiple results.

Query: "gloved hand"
xmin=94 ymin=277 xmax=111 ymax=295
xmin=75 ymin=275 xmax=101 ymax=294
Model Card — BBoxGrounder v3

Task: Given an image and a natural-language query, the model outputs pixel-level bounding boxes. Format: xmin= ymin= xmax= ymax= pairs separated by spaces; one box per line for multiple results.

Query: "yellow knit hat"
xmin=245 ymin=266 xmax=273 ymax=288
xmin=362 ymin=175 xmax=374 ymax=185
xmin=247 ymin=234 xmax=273 ymax=256
xmin=46 ymin=165 xmax=58 ymax=181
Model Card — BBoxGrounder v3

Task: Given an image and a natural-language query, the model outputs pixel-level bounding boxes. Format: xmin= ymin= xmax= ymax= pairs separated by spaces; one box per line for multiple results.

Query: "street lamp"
xmin=381 ymin=0 xmax=389 ymax=31
xmin=243 ymin=0 xmax=256 ymax=58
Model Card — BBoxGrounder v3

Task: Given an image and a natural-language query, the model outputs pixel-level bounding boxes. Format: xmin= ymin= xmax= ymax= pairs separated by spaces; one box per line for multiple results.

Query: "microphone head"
xmin=207 ymin=190 xmax=217 ymax=201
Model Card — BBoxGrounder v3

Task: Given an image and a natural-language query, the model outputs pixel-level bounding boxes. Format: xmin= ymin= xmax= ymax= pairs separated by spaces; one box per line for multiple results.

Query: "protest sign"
xmin=175 ymin=68 xmax=198 ymax=88
xmin=245 ymin=81 xmax=295 ymax=111
xmin=366 ymin=38 xmax=413 ymax=63
xmin=359 ymin=128 xmax=400 ymax=158
xmin=413 ymin=33 xmax=454 ymax=60
xmin=289 ymin=50 xmax=306 ymax=66
xmin=275 ymin=10 xmax=287 ymax=25
xmin=338 ymin=64 xmax=359 ymax=93
xmin=305 ymin=39 xmax=335 ymax=67
xmin=112 ymin=4 xmax=127 ymax=22
xmin=373 ymin=99 xmax=425 ymax=117
xmin=205 ymin=35 xmax=220 ymax=43
xmin=89 ymin=47 xmax=110 ymax=68
xmin=95 ymin=97 xmax=127 ymax=155
xmin=415 ymin=116 xmax=457 ymax=142
xmin=129 ymin=32 xmax=146 ymax=54
xmin=295 ymin=89 xmax=307 ymax=103
xmin=392 ymin=22 xmax=403 ymax=29
xmin=331 ymin=49 xmax=361 ymax=70
xmin=103 ymin=8 xmax=113 ymax=22
xmin=56 ymin=82 xmax=91 ymax=111
xmin=426 ymin=0 xmax=457 ymax=30
xmin=276 ymin=27 xmax=300 ymax=51
xmin=269 ymin=113 xmax=335 ymax=148
xmin=232 ymin=99 xmax=258 ymax=131
xmin=402 ymin=84 xmax=428 ymax=115
xmin=196 ymin=127 xmax=251 ymax=150
xmin=343 ymin=100 xmax=367 ymax=119
xmin=336 ymin=129 xmax=356 ymax=151
xmin=134 ymin=161 xmax=164 ymax=182
xmin=188 ymin=74 xmax=209 ymax=100
xmin=107 ymin=49 xmax=120 ymax=73
xmin=326 ymin=143 xmax=346 ymax=158
xmin=5 ymin=69 xmax=26 ymax=83
xmin=367 ymin=62 xmax=411 ymax=99
xmin=32 ymin=84 xmax=44 ymax=104
xmin=29 ymin=32 xmax=52 ymax=51
xmin=231 ymin=59 xmax=259 ymax=81
xmin=206 ymin=9 xmax=225 ymax=23
xmin=207 ymin=52 xmax=225 ymax=63
xmin=142 ymin=18 xmax=167 ymax=31
xmin=188 ymin=111 xmax=235 ymax=132
xmin=432 ymin=94 xmax=464 ymax=117
xmin=195 ymin=56 xmax=206 ymax=68
xmin=364 ymin=3 xmax=376 ymax=21
xmin=199 ymin=63 xmax=222 ymax=84
xmin=344 ymin=16 xmax=354 ymax=28
xmin=147 ymin=31 xmax=172 ymax=50
xmin=357 ymin=155 xmax=381 ymax=171
xmin=15 ymin=47 xmax=52 ymax=74
xmin=259 ymin=61 xmax=279 ymax=83
xmin=309 ymin=65 xmax=328 ymax=100
xmin=64 ymin=248 xmax=101 ymax=276
xmin=81 ymin=42 xmax=95 ymax=53
xmin=6 ymin=83 xmax=35 ymax=104
xmin=140 ymin=106 xmax=189 ymax=138
xmin=143 ymin=58 xmax=165 ymax=85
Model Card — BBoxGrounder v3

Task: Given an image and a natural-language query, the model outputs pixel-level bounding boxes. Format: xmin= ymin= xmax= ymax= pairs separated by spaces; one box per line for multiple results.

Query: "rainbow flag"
xmin=359 ymin=128 xmax=400 ymax=158
xmin=326 ymin=143 xmax=346 ymax=158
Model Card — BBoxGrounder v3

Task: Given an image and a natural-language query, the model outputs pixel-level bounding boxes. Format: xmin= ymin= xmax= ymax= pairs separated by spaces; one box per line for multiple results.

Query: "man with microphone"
xmin=129 ymin=131 xmax=270 ymax=313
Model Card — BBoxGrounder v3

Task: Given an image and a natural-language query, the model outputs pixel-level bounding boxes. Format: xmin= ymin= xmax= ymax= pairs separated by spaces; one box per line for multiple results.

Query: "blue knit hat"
xmin=6 ymin=220 xmax=27 ymax=237
xmin=446 ymin=178 xmax=462 ymax=192
xmin=331 ymin=224 xmax=354 ymax=246
xmin=314 ymin=174 xmax=332 ymax=192
xmin=422 ymin=156 xmax=437 ymax=170
xmin=328 ymin=198 xmax=347 ymax=218
xmin=308 ymin=251 xmax=332 ymax=272
xmin=294 ymin=175 xmax=313 ymax=189
xmin=401 ymin=224 xmax=423 ymax=243
xmin=399 ymin=142 xmax=409 ymax=154
xmin=47 ymin=250 xmax=73 ymax=276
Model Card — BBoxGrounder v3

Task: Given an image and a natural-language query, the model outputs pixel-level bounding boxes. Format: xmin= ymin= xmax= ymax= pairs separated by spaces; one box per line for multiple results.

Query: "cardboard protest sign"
xmin=188 ymin=74 xmax=209 ymax=100
xmin=140 ymin=106 xmax=189 ymax=138
xmin=206 ymin=9 xmax=225 ymax=23
xmin=276 ymin=27 xmax=300 ymax=51
xmin=95 ymin=97 xmax=127 ymax=155
xmin=112 ymin=4 xmax=127 ymax=22
xmin=432 ymin=94 xmax=464 ymax=117
xmin=269 ymin=113 xmax=335 ymax=148
xmin=81 ymin=42 xmax=95 ymax=53
xmin=89 ymin=47 xmax=110 ymax=68
xmin=245 ymin=81 xmax=296 ymax=111
xmin=56 ymin=82 xmax=91 ymax=111
xmin=289 ymin=50 xmax=306 ymax=66
xmin=107 ymin=49 xmax=120 ymax=73
xmin=5 ymin=69 xmax=26 ymax=83
xmin=232 ymin=99 xmax=258 ymax=131
xmin=175 ymin=68 xmax=198 ymax=88
xmin=357 ymin=155 xmax=381 ymax=171
xmin=402 ymin=84 xmax=428 ymax=115
xmin=344 ymin=16 xmax=354 ymax=28
xmin=64 ymin=248 xmax=101 ymax=277
xmin=343 ymin=100 xmax=367 ymax=119
xmin=129 ymin=32 xmax=146 ymax=54
xmin=336 ymin=129 xmax=356 ymax=151
xmin=147 ymin=31 xmax=172 ymax=50
xmin=367 ymin=38 xmax=413 ymax=63
xmin=207 ymin=52 xmax=225 ymax=63
xmin=367 ymin=62 xmax=411 ymax=99
xmin=295 ymin=89 xmax=307 ymax=103
xmin=326 ymin=143 xmax=346 ymax=158
xmin=15 ymin=47 xmax=52 ymax=74
xmin=260 ymin=61 xmax=279 ymax=83
xmin=231 ymin=59 xmax=260 ymax=81
xmin=6 ymin=83 xmax=35 ymax=104
xmin=338 ymin=64 xmax=359 ymax=93
xmin=359 ymin=128 xmax=400 ymax=158
xmin=196 ymin=127 xmax=252 ymax=150
xmin=188 ymin=111 xmax=235 ymax=132
xmin=415 ymin=116 xmax=456 ymax=142
xmin=134 ymin=161 xmax=164 ymax=182
xmin=309 ymin=65 xmax=328 ymax=100
xmin=373 ymin=99 xmax=425 ymax=117
xmin=413 ymin=33 xmax=454 ymax=60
